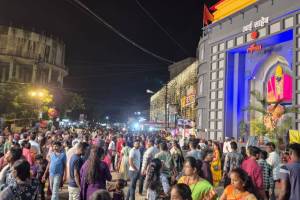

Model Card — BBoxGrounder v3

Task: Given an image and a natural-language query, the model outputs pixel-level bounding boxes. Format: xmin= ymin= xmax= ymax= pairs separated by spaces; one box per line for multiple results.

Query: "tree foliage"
xmin=0 ymin=84 xmax=40 ymax=120
xmin=0 ymin=83 xmax=85 ymax=121
xmin=55 ymin=90 xmax=85 ymax=118
xmin=244 ymin=90 xmax=299 ymax=138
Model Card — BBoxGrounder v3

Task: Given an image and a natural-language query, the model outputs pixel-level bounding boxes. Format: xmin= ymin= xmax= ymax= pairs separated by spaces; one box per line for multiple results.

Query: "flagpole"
xmin=202 ymin=4 xmax=205 ymax=37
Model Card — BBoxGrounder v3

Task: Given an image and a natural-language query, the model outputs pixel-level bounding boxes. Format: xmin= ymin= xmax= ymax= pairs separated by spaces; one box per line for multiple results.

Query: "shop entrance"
xmin=224 ymin=29 xmax=294 ymax=138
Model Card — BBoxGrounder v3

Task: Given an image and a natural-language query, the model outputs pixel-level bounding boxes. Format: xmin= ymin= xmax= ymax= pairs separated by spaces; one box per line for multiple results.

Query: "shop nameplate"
xmin=243 ymin=16 xmax=269 ymax=32
xmin=247 ymin=43 xmax=262 ymax=53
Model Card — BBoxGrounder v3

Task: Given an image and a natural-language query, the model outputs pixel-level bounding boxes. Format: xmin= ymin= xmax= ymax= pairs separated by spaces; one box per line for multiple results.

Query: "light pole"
xmin=105 ymin=116 xmax=109 ymax=127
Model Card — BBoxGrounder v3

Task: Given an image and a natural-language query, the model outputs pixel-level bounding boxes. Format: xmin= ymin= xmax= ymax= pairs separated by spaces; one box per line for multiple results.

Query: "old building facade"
xmin=0 ymin=26 xmax=68 ymax=87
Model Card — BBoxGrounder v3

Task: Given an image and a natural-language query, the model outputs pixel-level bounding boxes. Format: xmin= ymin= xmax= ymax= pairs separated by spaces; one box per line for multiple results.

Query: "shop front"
xmin=197 ymin=0 xmax=300 ymax=140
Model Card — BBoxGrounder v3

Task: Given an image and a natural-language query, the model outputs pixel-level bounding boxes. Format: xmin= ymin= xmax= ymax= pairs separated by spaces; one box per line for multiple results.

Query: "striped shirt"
xmin=258 ymin=159 xmax=274 ymax=190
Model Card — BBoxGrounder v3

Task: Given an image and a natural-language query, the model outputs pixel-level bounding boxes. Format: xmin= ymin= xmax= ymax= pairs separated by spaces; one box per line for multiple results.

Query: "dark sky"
xmin=0 ymin=0 xmax=218 ymax=121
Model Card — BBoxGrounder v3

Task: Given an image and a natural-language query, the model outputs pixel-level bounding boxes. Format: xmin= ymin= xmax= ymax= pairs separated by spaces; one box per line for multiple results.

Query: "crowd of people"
xmin=0 ymin=126 xmax=299 ymax=200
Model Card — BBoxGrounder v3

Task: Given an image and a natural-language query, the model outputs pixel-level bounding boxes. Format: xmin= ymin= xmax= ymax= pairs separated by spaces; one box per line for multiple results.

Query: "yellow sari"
xmin=210 ymin=149 xmax=222 ymax=186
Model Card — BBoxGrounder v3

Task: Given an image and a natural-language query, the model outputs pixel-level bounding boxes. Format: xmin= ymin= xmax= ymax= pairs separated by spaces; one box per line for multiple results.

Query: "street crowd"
xmin=0 ymin=126 xmax=299 ymax=200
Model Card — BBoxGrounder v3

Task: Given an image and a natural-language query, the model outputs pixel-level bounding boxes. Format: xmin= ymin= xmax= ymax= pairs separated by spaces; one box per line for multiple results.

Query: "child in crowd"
xmin=90 ymin=189 xmax=112 ymax=200
xmin=281 ymin=151 xmax=291 ymax=164
xmin=170 ymin=183 xmax=192 ymax=200
xmin=145 ymin=158 xmax=170 ymax=200
xmin=108 ymin=179 xmax=127 ymax=200
xmin=35 ymin=154 xmax=48 ymax=200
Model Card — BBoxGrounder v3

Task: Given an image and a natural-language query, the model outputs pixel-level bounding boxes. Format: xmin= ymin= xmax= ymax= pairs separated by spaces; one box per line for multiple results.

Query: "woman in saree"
xmin=170 ymin=141 xmax=184 ymax=175
xmin=80 ymin=146 xmax=112 ymax=200
xmin=119 ymin=142 xmax=131 ymax=181
xmin=178 ymin=157 xmax=217 ymax=200
xmin=220 ymin=168 xmax=258 ymax=200
xmin=211 ymin=142 xmax=222 ymax=186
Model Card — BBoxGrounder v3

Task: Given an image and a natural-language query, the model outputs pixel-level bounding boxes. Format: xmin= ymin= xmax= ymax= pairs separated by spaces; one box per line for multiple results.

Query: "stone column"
xmin=15 ymin=65 xmax=19 ymax=80
xmin=1 ymin=68 xmax=6 ymax=82
xmin=48 ymin=67 xmax=52 ymax=83
xmin=8 ymin=59 xmax=14 ymax=81
xmin=58 ymin=72 xmax=62 ymax=87
xmin=32 ymin=64 xmax=37 ymax=83
xmin=60 ymin=77 xmax=64 ymax=87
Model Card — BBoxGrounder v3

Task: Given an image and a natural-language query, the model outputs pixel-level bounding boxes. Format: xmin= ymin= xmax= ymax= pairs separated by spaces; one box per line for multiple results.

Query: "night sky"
xmin=0 ymin=0 xmax=218 ymax=121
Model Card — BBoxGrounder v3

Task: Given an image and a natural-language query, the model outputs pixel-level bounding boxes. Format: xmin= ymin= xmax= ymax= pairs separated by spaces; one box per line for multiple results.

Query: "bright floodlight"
xmin=30 ymin=91 xmax=37 ymax=97
xmin=139 ymin=117 xmax=146 ymax=122
xmin=146 ymin=89 xmax=154 ymax=94
xmin=133 ymin=123 xmax=139 ymax=129
xmin=38 ymin=91 xmax=44 ymax=97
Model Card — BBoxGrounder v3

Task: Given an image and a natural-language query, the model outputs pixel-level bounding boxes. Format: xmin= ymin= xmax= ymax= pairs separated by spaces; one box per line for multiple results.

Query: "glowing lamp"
xmin=251 ymin=31 xmax=259 ymax=40
xmin=38 ymin=92 xmax=44 ymax=97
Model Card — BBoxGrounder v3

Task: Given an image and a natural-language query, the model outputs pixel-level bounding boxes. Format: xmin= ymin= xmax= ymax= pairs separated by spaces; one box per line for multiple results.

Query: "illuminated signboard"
xmin=247 ymin=43 xmax=262 ymax=53
xmin=181 ymin=94 xmax=196 ymax=108
xmin=247 ymin=31 xmax=262 ymax=53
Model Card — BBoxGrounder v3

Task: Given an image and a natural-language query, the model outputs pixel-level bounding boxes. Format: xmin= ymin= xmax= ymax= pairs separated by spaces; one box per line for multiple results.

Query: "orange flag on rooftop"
xmin=203 ymin=4 xmax=214 ymax=26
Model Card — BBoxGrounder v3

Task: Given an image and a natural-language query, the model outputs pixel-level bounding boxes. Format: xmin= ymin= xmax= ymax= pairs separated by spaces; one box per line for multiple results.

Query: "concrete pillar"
xmin=58 ymin=72 xmax=62 ymax=86
xmin=32 ymin=64 xmax=37 ymax=83
xmin=1 ymin=68 xmax=6 ymax=82
xmin=60 ymin=72 xmax=64 ymax=87
xmin=48 ymin=67 xmax=52 ymax=83
xmin=8 ymin=59 xmax=14 ymax=81
xmin=15 ymin=65 xmax=19 ymax=80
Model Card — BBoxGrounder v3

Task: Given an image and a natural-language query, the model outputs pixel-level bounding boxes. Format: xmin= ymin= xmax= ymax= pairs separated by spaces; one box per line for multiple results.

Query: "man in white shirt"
xmin=266 ymin=142 xmax=280 ymax=180
xmin=126 ymin=140 xmax=141 ymax=200
xmin=141 ymin=140 xmax=159 ymax=175
xmin=66 ymin=142 xmax=80 ymax=181
xmin=179 ymin=136 xmax=185 ymax=150
xmin=108 ymin=137 xmax=116 ymax=170
xmin=266 ymin=142 xmax=280 ymax=196
xmin=29 ymin=132 xmax=41 ymax=155
xmin=140 ymin=139 xmax=159 ymax=195
xmin=223 ymin=137 xmax=232 ymax=155
xmin=186 ymin=139 xmax=203 ymax=160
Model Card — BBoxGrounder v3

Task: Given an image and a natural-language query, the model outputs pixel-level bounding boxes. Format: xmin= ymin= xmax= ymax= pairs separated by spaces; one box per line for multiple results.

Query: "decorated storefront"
xmin=150 ymin=60 xmax=197 ymax=136
xmin=197 ymin=0 xmax=300 ymax=140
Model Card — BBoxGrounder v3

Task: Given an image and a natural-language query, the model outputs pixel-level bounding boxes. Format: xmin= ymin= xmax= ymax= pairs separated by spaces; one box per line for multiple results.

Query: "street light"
xmin=146 ymin=89 xmax=155 ymax=94
xmin=28 ymin=88 xmax=48 ymax=119
xmin=105 ymin=116 xmax=110 ymax=128
xmin=38 ymin=91 xmax=44 ymax=97
xmin=29 ymin=91 xmax=37 ymax=97
xmin=28 ymin=90 xmax=45 ymax=98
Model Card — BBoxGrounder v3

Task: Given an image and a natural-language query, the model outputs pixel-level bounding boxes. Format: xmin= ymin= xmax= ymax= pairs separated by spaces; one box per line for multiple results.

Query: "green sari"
xmin=178 ymin=176 xmax=217 ymax=200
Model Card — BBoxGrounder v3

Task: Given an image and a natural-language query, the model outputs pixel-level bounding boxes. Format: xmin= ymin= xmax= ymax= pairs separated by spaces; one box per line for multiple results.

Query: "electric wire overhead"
xmin=66 ymin=0 xmax=175 ymax=64
xmin=135 ymin=0 xmax=190 ymax=56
